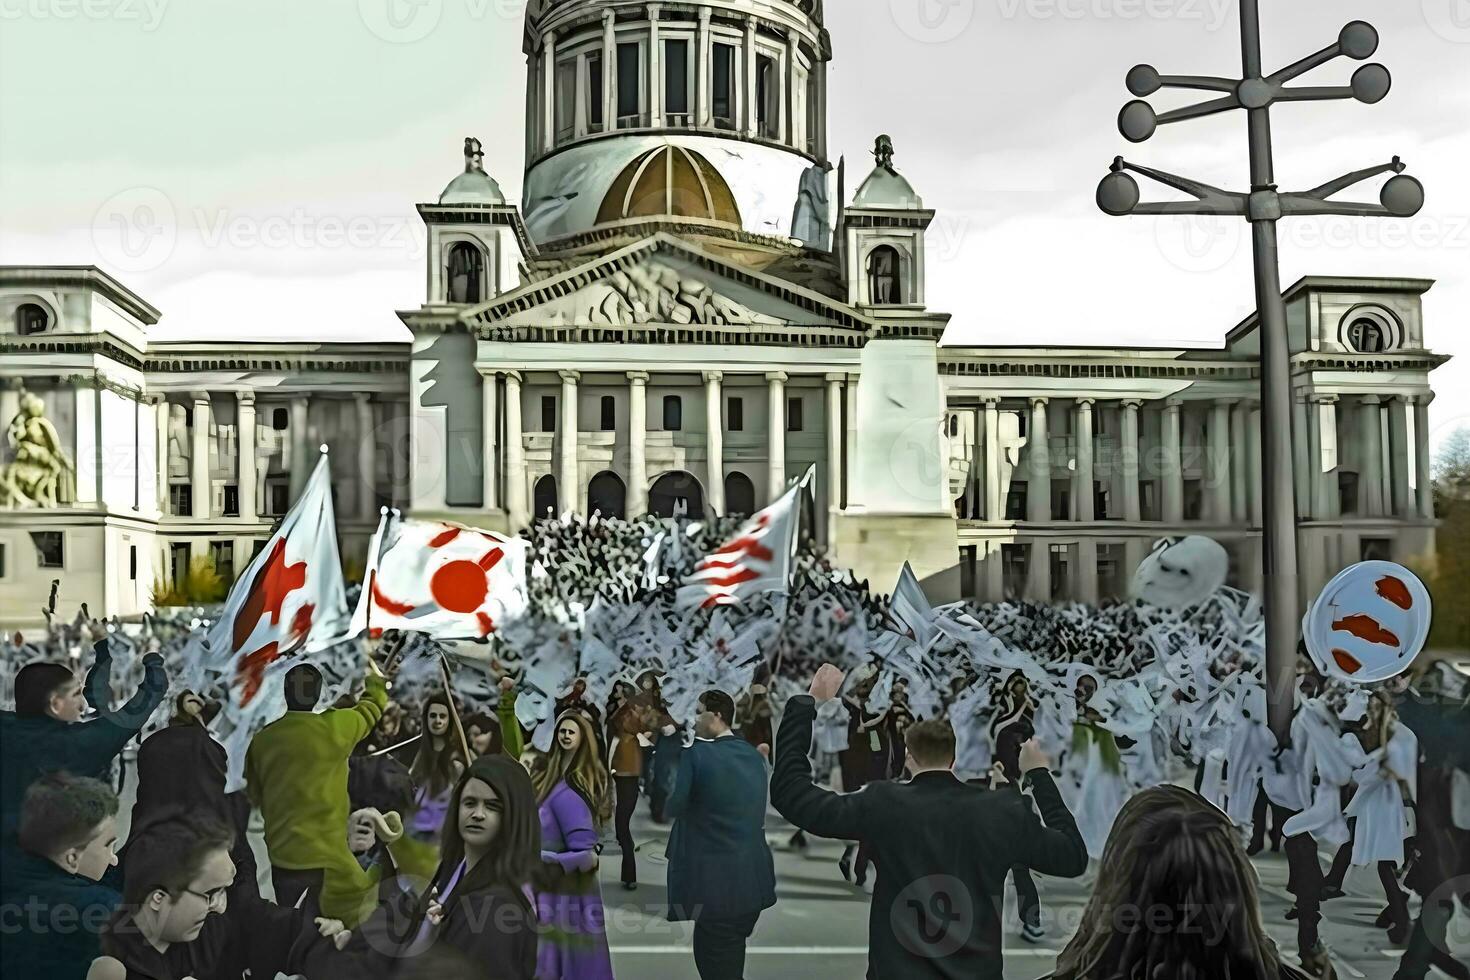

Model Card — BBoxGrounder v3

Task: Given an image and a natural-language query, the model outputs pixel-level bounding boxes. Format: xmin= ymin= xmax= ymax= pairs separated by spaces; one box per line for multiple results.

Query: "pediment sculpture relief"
xmin=547 ymin=261 xmax=785 ymax=328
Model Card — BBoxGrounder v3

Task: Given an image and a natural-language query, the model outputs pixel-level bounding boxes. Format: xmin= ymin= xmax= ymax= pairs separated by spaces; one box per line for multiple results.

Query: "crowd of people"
xmin=0 ymin=510 xmax=1466 ymax=980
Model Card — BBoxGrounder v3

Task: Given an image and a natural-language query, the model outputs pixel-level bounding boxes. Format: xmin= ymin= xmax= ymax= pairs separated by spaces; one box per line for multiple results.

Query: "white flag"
xmin=352 ymin=513 xmax=529 ymax=640
xmin=675 ymin=466 xmax=813 ymax=611
xmin=207 ymin=449 xmax=350 ymax=705
xmin=886 ymin=561 xmax=937 ymax=646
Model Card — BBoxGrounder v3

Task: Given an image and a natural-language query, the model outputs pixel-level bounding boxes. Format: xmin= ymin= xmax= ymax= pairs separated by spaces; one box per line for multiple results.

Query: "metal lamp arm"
xmin=1274 ymin=85 xmax=1356 ymax=103
xmin=1277 ymin=196 xmax=1395 ymax=217
xmin=1112 ymin=158 xmax=1244 ymax=213
xmin=1156 ymin=95 xmax=1241 ymax=126
xmin=1155 ymin=74 xmax=1238 ymax=93
xmin=1266 ymin=42 xmax=1342 ymax=87
xmin=1299 ymin=158 xmax=1404 ymax=200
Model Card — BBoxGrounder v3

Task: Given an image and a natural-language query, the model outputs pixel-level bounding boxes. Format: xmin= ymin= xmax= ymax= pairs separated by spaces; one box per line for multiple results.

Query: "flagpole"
xmin=437 ymin=650 xmax=475 ymax=763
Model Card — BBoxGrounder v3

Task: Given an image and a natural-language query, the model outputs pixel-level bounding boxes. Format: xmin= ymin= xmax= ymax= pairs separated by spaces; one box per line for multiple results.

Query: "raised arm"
xmin=65 ymin=649 xmax=167 ymax=772
xmin=331 ymin=669 xmax=388 ymax=749
xmin=496 ymin=677 xmax=523 ymax=760
xmin=82 ymin=638 xmax=114 ymax=712
xmin=1013 ymin=739 xmax=1088 ymax=879
xmin=770 ymin=686 xmax=867 ymax=842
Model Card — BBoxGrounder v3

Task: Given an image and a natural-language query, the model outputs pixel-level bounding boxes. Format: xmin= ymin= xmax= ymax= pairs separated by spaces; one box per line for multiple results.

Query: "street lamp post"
xmin=1097 ymin=0 xmax=1424 ymax=741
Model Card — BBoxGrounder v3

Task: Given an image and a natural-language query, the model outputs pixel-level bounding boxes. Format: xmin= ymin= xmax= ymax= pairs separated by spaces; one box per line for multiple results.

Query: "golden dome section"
xmin=596 ymin=145 xmax=743 ymax=227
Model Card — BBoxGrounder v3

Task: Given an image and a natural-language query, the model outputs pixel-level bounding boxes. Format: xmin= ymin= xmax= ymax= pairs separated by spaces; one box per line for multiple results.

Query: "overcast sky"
xmin=2 ymin=0 xmax=1466 ymax=454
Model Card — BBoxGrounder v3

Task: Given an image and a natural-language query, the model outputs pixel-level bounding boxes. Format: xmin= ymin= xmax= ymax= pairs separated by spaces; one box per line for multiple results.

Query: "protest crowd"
xmin=1 ymin=493 xmax=1466 ymax=980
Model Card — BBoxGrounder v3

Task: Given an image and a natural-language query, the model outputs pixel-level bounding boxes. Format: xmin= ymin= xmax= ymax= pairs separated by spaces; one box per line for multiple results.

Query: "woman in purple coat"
xmin=532 ymin=710 xmax=615 ymax=979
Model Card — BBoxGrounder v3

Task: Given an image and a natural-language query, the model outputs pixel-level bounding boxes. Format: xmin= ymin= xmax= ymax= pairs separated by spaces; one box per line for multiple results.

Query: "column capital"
xmin=191 ymin=390 xmax=212 ymax=405
xmin=1359 ymin=393 xmax=1382 ymax=406
xmin=558 ymin=369 xmax=581 ymax=384
xmin=236 ymin=391 xmax=256 ymax=406
xmin=703 ymin=370 xmax=724 ymax=383
xmin=1212 ymin=396 xmax=1238 ymax=408
xmin=1075 ymin=397 xmax=1096 ymax=409
xmin=1029 ymin=395 xmax=1049 ymax=408
xmin=352 ymin=391 xmax=372 ymax=405
xmin=823 ymin=372 xmax=845 ymax=384
xmin=1120 ymin=398 xmax=1143 ymax=410
xmin=1164 ymin=396 xmax=1185 ymax=410
xmin=603 ymin=8 xmax=616 ymax=25
xmin=626 ymin=370 xmax=650 ymax=384
xmin=765 ymin=371 xmax=789 ymax=382
xmin=981 ymin=396 xmax=1002 ymax=407
xmin=697 ymin=6 xmax=710 ymax=24
xmin=1390 ymin=392 xmax=1416 ymax=406
xmin=1308 ymin=393 xmax=1339 ymax=405
xmin=504 ymin=370 xmax=524 ymax=386
xmin=1294 ymin=390 xmax=1309 ymax=404
xmin=1416 ymin=392 xmax=1435 ymax=407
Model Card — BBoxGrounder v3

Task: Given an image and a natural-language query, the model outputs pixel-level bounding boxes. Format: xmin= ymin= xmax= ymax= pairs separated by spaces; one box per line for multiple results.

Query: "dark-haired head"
xmin=412 ymin=691 xmax=468 ymax=796
xmin=18 ymin=772 xmax=119 ymax=881
xmin=1052 ymin=786 xmax=1287 ymax=980
xmin=284 ymin=663 xmax=323 ymax=711
xmin=15 ymin=661 xmax=83 ymax=720
xmin=463 ymin=712 xmax=501 ymax=758
xmin=427 ymin=755 xmax=538 ymax=918
xmin=695 ymin=690 xmax=735 ymax=739
xmin=120 ymin=810 xmax=237 ymax=946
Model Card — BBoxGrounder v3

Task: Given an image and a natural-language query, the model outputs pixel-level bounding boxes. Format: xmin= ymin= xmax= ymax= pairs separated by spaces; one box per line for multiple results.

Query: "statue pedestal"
xmin=831 ymin=509 xmax=960 ymax=603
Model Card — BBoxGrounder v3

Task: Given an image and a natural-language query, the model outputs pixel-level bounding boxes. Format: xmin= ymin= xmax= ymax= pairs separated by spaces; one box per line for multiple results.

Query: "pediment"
xmin=463 ymin=234 xmax=870 ymax=334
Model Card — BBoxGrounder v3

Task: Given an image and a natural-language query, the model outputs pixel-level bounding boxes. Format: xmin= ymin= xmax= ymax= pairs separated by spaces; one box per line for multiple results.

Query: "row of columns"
xmin=1297 ymin=392 xmax=1434 ymax=521
xmin=539 ymin=5 xmax=817 ymax=155
xmin=485 ymin=368 xmax=841 ymax=528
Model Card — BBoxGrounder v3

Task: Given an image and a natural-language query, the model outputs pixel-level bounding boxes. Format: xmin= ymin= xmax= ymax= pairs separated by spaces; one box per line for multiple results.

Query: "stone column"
xmin=826 ymin=374 xmax=843 ymax=524
xmin=844 ymin=373 xmax=858 ymax=509
xmin=1027 ymin=397 xmax=1051 ymax=523
xmin=647 ymin=4 xmax=662 ymax=128
xmin=541 ymin=29 xmax=556 ymax=153
xmin=1074 ymin=398 xmax=1095 ymax=522
xmin=237 ymin=393 xmax=257 ymax=519
xmin=1293 ymin=393 xmax=1310 ymax=519
xmin=983 ymin=541 xmax=1004 ymax=600
xmin=602 ymin=11 xmax=616 ymax=126
xmin=983 ymin=398 xmax=1002 ymax=522
xmin=784 ymin=32 xmax=799 ymax=146
xmin=504 ymin=373 xmax=528 ymax=527
xmin=559 ymin=370 xmax=580 ymax=515
xmin=704 ymin=371 xmax=725 ymax=514
xmin=480 ymin=377 xmax=498 ymax=511
xmin=628 ymin=372 xmax=649 ymax=517
xmin=766 ymin=371 xmax=786 ymax=501
xmin=1027 ymin=541 xmax=1050 ymax=599
xmin=191 ymin=393 xmax=212 ymax=519
xmin=356 ymin=393 xmax=376 ymax=519
xmin=1389 ymin=395 xmax=1412 ymax=517
xmin=742 ymin=17 xmax=758 ymax=137
xmin=1162 ymin=398 xmax=1184 ymax=523
xmin=695 ymin=8 xmax=711 ymax=126
xmin=1120 ymin=399 xmax=1142 ymax=522
xmin=1077 ymin=539 xmax=1099 ymax=605
xmin=1248 ymin=403 xmax=1263 ymax=527
xmin=1230 ymin=401 xmax=1249 ymax=523
xmin=156 ymin=396 xmax=170 ymax=510
xmin=1359 ymin=395 xmax=1384 ymax=516
xmin=1309 ymin=395 xmax=1338 ymax=519
xmin=1207 ymin=399 xmax=1232 ymax=523
xmin=290 ymin=395 xmax=310 ymax=502
xmin=1415 ymin=395 xmax=1434 ymax=519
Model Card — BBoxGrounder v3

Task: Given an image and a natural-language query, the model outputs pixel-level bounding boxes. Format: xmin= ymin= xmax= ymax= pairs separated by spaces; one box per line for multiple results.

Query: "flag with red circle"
xmin=1302 ymin=560 xmax=1433 ymax=683
xmin=351 ymin=513 xmax=529 ymax=640
xmin=207 ymin=449 xmax=352 ymax=705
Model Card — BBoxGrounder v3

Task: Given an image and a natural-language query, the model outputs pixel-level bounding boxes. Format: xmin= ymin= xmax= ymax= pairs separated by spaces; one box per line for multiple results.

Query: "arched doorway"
xmin=724 ymin=471 xmax=756 ymax=518
xmin=533 ymin=474 xmax=558 ymax=520
xmin=649 ymin=470 xmax=705 ymax=519
xmin=587 ymin=471 xmax=626 ymax=520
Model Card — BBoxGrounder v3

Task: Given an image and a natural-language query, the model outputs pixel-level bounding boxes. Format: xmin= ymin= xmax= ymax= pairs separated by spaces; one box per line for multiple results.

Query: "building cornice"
xmin=416 ymin=203 xmax=538 ymax=258
xmin=1227 ymin=275 xmax=1437 ymax=343
xmin=0 ymin=266 xmax=162 ymax=324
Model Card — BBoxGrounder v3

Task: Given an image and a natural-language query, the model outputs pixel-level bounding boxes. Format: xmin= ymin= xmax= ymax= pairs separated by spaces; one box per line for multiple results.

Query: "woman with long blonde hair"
xmin=532 ymin=709 xmax=614 ymax=979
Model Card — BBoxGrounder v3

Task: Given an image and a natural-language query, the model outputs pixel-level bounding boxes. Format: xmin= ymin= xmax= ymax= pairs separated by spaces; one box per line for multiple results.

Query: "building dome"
xmin=596 ymin=145 xmax=742 ymax=227
xmin=439 ymin=137 xmax=506 ymax=205
xmin=852 ymin=135 xmax=922 ymax=209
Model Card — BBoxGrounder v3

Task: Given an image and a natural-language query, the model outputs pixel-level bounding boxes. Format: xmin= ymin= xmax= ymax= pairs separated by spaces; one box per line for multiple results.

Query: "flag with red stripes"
xmin=351 ymin=513 xmax=530 ymax=640
xmin=675 ymin=465 xmax=814 ymax=612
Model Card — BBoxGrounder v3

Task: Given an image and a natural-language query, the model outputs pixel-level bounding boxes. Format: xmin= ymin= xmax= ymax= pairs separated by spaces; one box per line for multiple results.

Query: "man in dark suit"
xmin=665 ymin=689 xmax=778 ymax=980
xmin=772 ymin=663 xmax=1088 ymax=980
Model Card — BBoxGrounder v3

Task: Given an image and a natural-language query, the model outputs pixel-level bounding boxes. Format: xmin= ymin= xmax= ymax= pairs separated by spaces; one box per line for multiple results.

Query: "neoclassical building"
xmin=0 ymin=0 xmax=1446 ymax=626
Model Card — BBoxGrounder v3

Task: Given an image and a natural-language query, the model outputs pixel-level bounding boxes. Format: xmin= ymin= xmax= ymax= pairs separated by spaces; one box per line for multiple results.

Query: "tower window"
xmin=600 ymin=395 xmax=616 ymax=432
xmin=447 ymin=242 xmax=484 ymax=304
xmin=756 ymin=55 xmax=778 ymax=139
xmin=727 ymin=396 xmax=744 ymax=432
xmin=712 ymin=43 xmax=735 ymax=129
xmin=554 ymin=60 xmax=576 ymax=143
xmin=787 ymin=396 xmax=804 ymax=432
xmin=32 ymin=531 xmax=64 ymax=569
xmin=587 ymin=52 xmax=603 ymax=130
xmin=1346 ymin=317 xmax=1387 ymax=353
xmin=664 ymin=40 xmax=690 ymax=120
xmin=663 ymin=395 xmax=682 ymax=431
xmin=16 ymin=303 xmax=49 ymax=335
xmin=272 ymin=407 xmax=288 ymax=430
xmin=541 ymin=395 xmax=557 ymax=432
xmin=867 ymin=245 xmax=902 ymax=305
xmin=616 ymin=42 xmax=641 ymax=123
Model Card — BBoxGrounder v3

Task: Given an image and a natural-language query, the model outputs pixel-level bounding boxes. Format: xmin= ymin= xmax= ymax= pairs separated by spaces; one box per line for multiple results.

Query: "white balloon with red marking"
xmin=1302 ymin=561 xmax=1432 ymax=684
xmin=1130 ymin=536 xmax=1229 ymax=610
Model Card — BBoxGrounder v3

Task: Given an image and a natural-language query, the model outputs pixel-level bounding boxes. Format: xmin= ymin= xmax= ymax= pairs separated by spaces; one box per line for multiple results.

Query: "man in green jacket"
xmin=245 ymin=658 xmax=387 ymax=926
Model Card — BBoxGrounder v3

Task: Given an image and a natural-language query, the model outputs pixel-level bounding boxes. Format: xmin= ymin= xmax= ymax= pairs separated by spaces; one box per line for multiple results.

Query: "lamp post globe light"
xmin=1094 ymin=0 xmax=1424 ymax=748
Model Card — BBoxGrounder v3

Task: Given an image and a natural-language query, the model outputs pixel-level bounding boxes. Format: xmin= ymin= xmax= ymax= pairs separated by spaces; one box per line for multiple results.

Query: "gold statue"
xmin=1 ymin=388 xmax=76 ymax=508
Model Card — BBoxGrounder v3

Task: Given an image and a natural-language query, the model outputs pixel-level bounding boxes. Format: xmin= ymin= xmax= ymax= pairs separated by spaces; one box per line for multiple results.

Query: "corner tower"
xmin=521 ymin=0 xmax=832 ymax=251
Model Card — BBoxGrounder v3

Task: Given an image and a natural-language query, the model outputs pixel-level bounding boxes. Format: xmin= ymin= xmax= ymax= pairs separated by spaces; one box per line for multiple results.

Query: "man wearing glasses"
xmin=87 ymin=812 xmax=356 ymax=980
